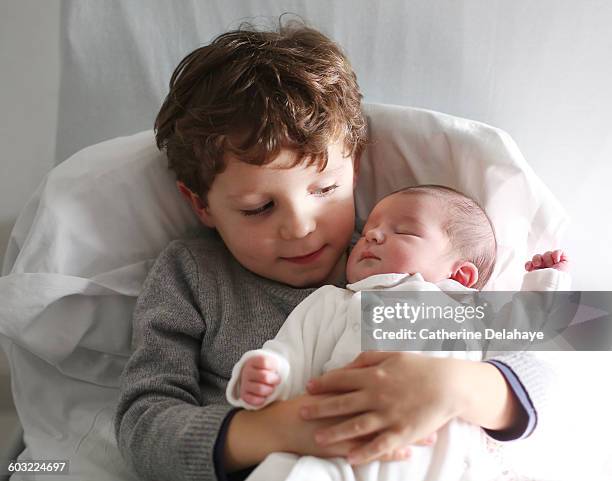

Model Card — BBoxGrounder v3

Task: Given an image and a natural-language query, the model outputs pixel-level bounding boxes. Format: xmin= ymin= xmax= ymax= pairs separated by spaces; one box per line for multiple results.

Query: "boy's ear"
xmin=176 ymin=181 xmax=215 ymax=228
xmin=450 ymin=261 xmax=479 ymax=288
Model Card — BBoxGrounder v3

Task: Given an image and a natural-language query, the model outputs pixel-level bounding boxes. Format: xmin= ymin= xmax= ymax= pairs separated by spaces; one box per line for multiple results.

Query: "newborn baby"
xmin=226 ymin=184 xmax=570 ymax=481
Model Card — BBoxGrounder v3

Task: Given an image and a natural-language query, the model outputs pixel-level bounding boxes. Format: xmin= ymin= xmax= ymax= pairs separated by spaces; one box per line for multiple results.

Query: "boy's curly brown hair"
xmin=154 ymin=19 xmax=367 ymax=203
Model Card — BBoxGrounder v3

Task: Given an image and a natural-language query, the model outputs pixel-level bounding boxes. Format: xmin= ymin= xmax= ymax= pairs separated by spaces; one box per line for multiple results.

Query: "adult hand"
xmin=300 ymin=351 xmax=460 ymax=465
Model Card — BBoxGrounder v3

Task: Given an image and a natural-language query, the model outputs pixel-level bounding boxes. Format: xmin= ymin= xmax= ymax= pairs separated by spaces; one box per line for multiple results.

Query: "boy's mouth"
xmin=281 ymin=245 xmax=327 ymax=264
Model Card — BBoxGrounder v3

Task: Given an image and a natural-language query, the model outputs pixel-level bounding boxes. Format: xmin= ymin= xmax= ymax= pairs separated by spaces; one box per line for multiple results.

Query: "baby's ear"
xmin=450 ymin=262 xmax=479 ymax=288
xmin=176 ymin=181 xmax=215 ymax=228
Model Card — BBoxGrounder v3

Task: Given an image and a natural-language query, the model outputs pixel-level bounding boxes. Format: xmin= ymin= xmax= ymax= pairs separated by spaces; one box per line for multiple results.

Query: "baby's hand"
xmin=525 ymin=249 xmax=569 ymax=272
xmin=240 ymin=355 xmax=281 ymax=406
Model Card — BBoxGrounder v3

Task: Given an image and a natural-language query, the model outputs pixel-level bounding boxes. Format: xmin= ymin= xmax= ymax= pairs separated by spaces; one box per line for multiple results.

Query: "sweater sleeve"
xmin=483 ymin=359 xmax=536 ymax=440
xmin=114 ymin=240 xmax=234 ymax=481
xmin=485 ymin=350 xmax=558 ymax=442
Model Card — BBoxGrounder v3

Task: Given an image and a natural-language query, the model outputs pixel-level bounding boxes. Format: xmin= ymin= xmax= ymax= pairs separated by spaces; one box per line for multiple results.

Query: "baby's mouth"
xmin=360 ymin=251 xmax=381 ymax=261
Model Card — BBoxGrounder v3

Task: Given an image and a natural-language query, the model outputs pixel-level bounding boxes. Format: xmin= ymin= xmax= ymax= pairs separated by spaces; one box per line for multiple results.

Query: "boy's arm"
xmin=480 ymin=254 xmax=571 ymax=439
xmin=453 ymin=356 xmax=530 ymax=435
xmin=478 ymin=353 xmax=545 ymax=439
xmin=114 ymin=242 xmax=231 ymax=481
xmin=299 ymin=351 xmax=560 ymax=464
xmin=482 ymin=359 xmax=535 ymax=440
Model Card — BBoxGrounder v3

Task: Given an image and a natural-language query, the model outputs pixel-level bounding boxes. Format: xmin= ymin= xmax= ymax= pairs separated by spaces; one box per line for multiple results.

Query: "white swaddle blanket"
xmin=227 ymin=270 xmax=570 ymax=481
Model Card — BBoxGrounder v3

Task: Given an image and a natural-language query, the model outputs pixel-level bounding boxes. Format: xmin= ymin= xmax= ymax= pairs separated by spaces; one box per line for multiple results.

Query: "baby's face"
xmin=346 ymin=192 xmax=457 ymax=284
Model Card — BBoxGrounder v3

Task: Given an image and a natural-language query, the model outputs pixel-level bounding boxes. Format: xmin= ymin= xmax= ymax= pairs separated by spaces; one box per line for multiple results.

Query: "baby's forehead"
xmin=370 ymin=191 xmax=443 ymax=221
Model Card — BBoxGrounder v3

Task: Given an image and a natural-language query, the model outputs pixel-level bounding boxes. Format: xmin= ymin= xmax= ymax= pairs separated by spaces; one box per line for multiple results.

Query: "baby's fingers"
xmin=242 ymin=392 xmax=267 ymax=406
xmin=542 ymin=251 xmax=554 ymax=267
xmin=241 ymin=380 xmax=276 ymax=406
xmin=531 ymin=254 xmax=543 ymax=268
xmin=245 ymin=367 xmax=280 ymax=385
xmin=415 ymin=432 xmax=437 ymax=446
xmin=244 ymin=380 xmax=276 ymax=397
xmin=247 ymin=354 xmax=278 ymax=370
xmin=379 ymin=446 xmax=412 ymax=462
xmin=552 ymin=249 xmax=569 ymax=264
xmin=243 ymin=357 xmax=280 ymax=385
xmin=527 ymin=250 xmax=569 ymax=271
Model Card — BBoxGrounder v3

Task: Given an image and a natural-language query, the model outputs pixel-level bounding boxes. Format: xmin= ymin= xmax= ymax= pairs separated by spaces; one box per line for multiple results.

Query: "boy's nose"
xmin=365 ymin=228 xmax=384 ymax=244
xmin=279 ymin=211 xmax=316 ymax=240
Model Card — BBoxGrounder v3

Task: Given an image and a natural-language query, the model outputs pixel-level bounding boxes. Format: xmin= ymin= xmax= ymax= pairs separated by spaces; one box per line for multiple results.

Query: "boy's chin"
xmin=281 ymin=270 xmax=331 ymax=288
xmin=254 ymin=250 xmax=347 ymax=288
xmin=280 ymin=263 xmax=342 ymax=288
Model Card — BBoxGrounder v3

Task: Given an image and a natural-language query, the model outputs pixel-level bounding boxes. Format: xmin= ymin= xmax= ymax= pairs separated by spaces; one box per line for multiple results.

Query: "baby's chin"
xmin=346 ymin=266 xmax=386 ymax=284
xmin=345 ymin=268 xmax=362 ymax=285
xmin=346 ymin=264 xmax=422 ymax=284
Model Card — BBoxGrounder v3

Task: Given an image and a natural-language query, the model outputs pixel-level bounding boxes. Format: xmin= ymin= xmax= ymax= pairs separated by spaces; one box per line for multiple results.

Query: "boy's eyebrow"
xmin=227 ymin=191 xmax=265 ymax=200
xmin=226 ymin=164 xmax=347 ymax=199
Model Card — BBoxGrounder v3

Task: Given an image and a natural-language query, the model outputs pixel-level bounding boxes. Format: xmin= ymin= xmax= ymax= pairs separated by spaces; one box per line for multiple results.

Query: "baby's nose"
xmin=365 ymin=228 xmax=384 ymax=244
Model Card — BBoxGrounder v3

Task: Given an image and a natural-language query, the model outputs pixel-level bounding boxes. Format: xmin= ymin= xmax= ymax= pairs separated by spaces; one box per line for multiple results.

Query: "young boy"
xmin=114 ymin=22 xmax=557 ymax=481
xmin=226 ymin=185 xmax=570 ymax=481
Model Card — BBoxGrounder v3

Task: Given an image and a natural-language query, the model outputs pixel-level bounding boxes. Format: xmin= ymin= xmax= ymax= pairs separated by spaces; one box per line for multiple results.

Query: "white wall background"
xmin=0 ymin=0 xmax=61 ymax=270
xmin=1 ymin=0 xmax=611 ymax=289
xmin=0 ymin=0 xmax=61 ymax=452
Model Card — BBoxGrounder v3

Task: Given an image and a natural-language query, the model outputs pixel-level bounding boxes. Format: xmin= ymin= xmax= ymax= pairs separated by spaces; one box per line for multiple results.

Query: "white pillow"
xmin=357 ymin=103 xmax=567 ymax=291
xmin=3 ymin=130 xmax=200 ymax=277
xmin=0 ymin=103 xmax=567 ymax=481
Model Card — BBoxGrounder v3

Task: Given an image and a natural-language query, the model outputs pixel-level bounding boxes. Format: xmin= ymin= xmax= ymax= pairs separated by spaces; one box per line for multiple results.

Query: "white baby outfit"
xmin=226 ymin=269 xmax=570 ymax=481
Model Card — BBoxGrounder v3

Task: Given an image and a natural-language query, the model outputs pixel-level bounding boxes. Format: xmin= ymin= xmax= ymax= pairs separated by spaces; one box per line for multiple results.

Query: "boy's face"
xmin=346 ymin=193 xmax=458 ymax=284
xmin=191 ymin=142 xmax=357 ymax=287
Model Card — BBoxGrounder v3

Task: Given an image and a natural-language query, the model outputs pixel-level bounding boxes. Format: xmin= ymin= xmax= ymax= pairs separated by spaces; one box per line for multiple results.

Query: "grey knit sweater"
xmin=114 ymin=232 xmax=551 ymax=481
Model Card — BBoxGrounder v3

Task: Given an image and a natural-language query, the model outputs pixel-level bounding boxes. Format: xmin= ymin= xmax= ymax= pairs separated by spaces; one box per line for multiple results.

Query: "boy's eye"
xmin=312 ymin=184 xmax=339 ymax=196
xmin=239 ymin=184 xmax=338 ymax=216
xmin=240 ymin=201 xmax=274 ymax=217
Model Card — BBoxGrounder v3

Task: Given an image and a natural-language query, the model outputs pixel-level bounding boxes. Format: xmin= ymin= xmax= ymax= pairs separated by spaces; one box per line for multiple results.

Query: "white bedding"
xmin=0 ymin=104 xmax=571 ymax=480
